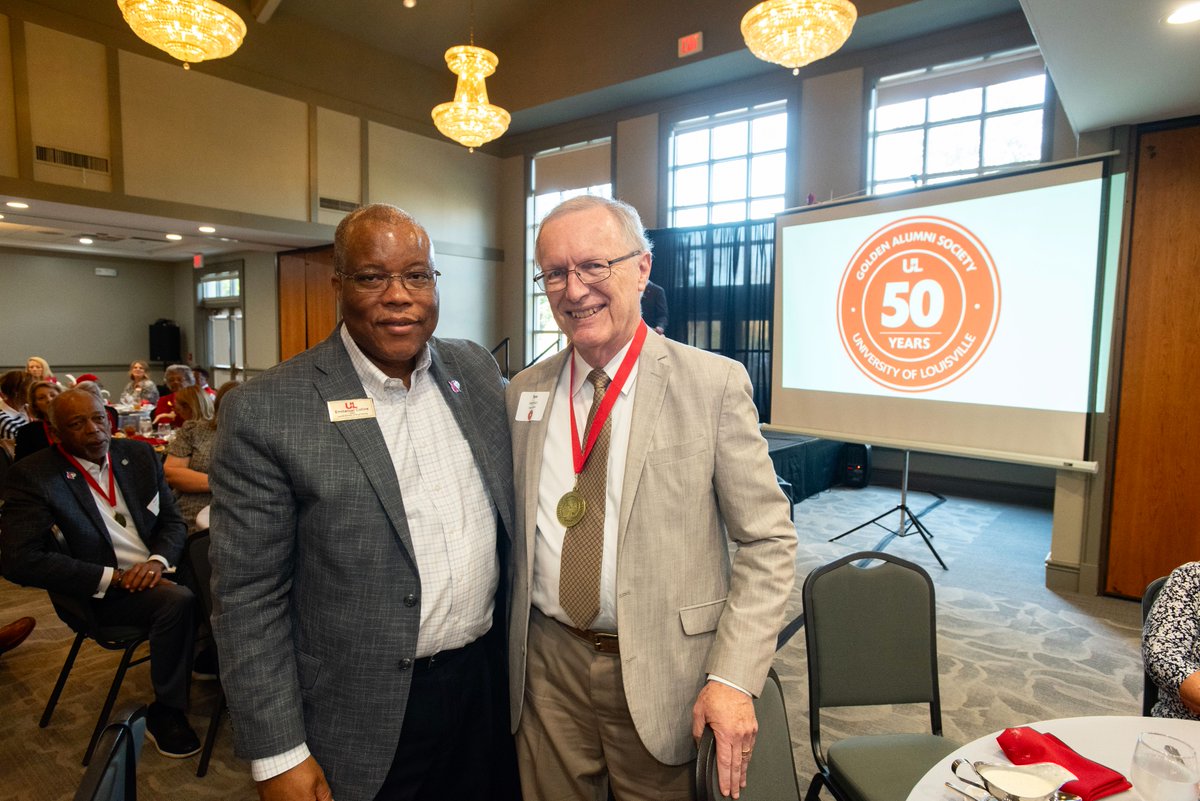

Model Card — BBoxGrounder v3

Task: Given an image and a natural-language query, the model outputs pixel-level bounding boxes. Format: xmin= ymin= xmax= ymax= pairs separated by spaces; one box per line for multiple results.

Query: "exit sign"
xmin=678 ymin=31 xmax=703 ymax=59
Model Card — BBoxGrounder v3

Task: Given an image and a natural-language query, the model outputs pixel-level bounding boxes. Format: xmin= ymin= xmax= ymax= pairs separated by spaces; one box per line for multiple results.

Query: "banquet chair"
xmin=802 ymin=551 xmax=958 ymax=801
xmin=42 ymin=592 xmax=150 ymax=766
xmin=696 ymin=668 xmax=801 ymax=801
xmin=73 ymin=703 xmax=147 ymax=801
xmin=185 ymin=530 xmax=225 ymax=777
xmin=1141 ymin=575 xmax=1168 ymax=716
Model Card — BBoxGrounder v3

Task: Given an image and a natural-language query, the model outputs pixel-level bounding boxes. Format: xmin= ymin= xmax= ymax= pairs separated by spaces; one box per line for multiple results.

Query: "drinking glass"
xmin=1131 ymin=732 xmax=1200 ymax=801
xmin=138 ymin=416 xmax=153 ymax=436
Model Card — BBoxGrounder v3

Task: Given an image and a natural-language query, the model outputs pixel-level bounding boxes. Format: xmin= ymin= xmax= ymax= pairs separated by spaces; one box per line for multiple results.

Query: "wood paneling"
xmin=304 ymin=248 xmax=338 ymax=348
xmin=278 ymin=246 xmax=337 ymax=362
xmin=1106 ymin=122 xmax=1200 ymax=597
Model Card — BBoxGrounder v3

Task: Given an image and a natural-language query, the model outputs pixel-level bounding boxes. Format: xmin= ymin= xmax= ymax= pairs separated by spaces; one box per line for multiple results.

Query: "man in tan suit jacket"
xmin=507 ymin=195 xmax=796 ymax=801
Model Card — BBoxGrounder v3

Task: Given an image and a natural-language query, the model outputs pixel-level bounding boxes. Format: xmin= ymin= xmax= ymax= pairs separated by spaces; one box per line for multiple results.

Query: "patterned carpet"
xmin=0 ymin=485 xmax=1143 ymax=800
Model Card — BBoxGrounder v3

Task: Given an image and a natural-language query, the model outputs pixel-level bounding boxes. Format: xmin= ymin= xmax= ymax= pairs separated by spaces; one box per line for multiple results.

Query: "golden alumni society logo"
xmin=837 ymin=216 xmax=1000 ymax=392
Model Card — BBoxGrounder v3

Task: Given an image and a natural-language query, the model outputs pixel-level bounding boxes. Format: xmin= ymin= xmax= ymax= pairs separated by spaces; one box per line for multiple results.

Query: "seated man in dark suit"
xmin=0 ymin=389 xmax=201 ymax=757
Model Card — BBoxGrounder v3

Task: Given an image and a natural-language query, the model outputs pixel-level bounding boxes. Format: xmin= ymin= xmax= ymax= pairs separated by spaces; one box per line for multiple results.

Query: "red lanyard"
xmin=569 ymin=323 xmax=648 ymax=475
xmin=57 ymin=446 xmax=117 ymax=510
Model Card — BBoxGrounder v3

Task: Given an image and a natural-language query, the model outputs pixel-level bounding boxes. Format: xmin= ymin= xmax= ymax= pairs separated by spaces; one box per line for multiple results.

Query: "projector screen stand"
xmin=829 ymin=450 xmax=948 ymax=570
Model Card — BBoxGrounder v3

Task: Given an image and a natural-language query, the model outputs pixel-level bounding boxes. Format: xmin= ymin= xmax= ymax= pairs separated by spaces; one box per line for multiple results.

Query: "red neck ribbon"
xmin=569 ymin=323 xmax=648 ymax=476
xmin=57 ymin=446 xmax=116 ymax=510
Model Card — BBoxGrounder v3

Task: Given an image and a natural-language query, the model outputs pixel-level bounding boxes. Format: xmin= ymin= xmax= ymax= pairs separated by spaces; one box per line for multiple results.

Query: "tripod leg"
xmin=830 ymin=505 xmax=902 ymax=542
xmin=910 ymin=515 xmax=947 ymax=570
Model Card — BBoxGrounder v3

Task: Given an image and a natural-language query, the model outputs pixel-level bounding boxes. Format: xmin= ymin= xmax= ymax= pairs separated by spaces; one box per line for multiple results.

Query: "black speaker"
xmin=148 ymin=320 xmax=181 ymax=363
xmin=839 ymin=443 xmax=872 ymax=488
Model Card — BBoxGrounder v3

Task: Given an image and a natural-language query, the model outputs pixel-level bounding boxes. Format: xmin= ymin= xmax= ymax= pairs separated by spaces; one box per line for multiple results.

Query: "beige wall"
xmin=0 ymin=248 xmax=177 ymax=383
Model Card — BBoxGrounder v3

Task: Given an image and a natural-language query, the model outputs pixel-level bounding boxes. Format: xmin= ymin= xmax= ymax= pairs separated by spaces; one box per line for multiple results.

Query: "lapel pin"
xmin=66 ymin=471 xmax=77 ymax=480
xmin=448 ymin=379 xmax=462 ymax=394
xmin=121 ymin=459 xmax=129 ymax=466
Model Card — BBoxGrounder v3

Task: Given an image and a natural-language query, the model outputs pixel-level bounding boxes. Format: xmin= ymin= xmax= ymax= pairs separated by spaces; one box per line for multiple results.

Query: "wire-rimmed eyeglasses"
xmin=336 ymin=270 xmax=441 ymax=294
xmin=533 ymin=250 xmax=642 ymax=292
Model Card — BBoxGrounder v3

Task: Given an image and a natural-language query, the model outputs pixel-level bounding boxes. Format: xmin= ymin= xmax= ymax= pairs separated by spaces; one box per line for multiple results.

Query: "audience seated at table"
xmin=152 ymin=365 xmax=195 ymax=429
xmin=192 ymin=366 xmax=217 ymax=398
xmin=14 ymin=380 xmax=61 ymax=462
xmin=163 ymin=385 xmax=220 ymax=534
xmin=24 ymin=356 xmax=56 ymax=384
xmin=121 ymin=360 xmax=160 ymax=406
xmin=1143 ymin=560 xmax=1200 ymax=720
xmin=0 ymin=370 xmax=30 ymax=442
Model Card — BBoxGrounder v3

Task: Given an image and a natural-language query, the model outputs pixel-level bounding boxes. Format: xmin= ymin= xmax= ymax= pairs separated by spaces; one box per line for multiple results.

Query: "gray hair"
xmin=534 ymin=195 xmax=653 ymax=266
xmin=164 ymin=364 xmax=194 ymax=383
xmin=333 ymin=204 xmax=432 ymax=273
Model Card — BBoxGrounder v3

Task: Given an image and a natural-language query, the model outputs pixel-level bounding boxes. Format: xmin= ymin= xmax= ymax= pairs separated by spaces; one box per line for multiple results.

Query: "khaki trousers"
xmin=517 ymin=609 xmax=693 ymax=801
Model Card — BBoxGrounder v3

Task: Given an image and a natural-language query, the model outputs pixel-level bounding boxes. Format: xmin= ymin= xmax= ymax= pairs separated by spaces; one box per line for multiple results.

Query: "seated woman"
xmin=25 ymin=356 xmax=56 ymax=385
xmin=163 ymin=385 xmax=217 ymax=533
xmin=121 ymin=360 xmax=160 ymax=406
xmin=14 ymin=380 xmax=61 ymax=461
xmin=1143 ymin=561 xmax=1200 ymax=720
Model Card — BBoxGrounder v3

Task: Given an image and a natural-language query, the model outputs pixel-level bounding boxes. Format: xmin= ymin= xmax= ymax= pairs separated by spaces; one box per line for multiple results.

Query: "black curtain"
xmin=646 ymin=220 xmax=775 ymax=420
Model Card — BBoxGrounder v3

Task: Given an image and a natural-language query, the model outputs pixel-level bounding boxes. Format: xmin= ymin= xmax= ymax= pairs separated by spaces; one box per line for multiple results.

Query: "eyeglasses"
xmin=533 ymin=250 xmax=642 ymax=292
xmin=337 ymin=270 xmax=441 ymax=294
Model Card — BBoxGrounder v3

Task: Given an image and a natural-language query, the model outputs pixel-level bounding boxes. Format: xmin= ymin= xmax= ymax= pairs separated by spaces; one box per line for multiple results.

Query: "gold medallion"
xmin=557 ymin=490 xmax=586 ymax=528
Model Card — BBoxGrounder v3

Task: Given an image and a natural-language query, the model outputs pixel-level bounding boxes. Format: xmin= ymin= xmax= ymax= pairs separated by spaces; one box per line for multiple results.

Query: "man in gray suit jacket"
xmin=508 ymin=196 xmax=797 ymax=801
xmin=1 ymin=389 xmax=200 ymax=757
xmin=210 ymin=204 xmax=516 ymax=801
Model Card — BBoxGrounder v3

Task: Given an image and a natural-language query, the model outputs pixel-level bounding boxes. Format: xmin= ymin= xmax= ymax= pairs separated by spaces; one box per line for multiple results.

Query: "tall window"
xmin=195 ymin=263 xmax=244 ymax=382
xmin=527 ymin=140 xmax=611 ymax=364
xmin=668 ymin=100 xmax=788 ymax=227
xmin=869 ymin=47 xmax=1048 ymax=194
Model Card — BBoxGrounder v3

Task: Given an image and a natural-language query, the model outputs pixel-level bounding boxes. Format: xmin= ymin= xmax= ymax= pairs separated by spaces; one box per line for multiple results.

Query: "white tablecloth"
xmin=907 ymin=715 xmax=1200 ymax=801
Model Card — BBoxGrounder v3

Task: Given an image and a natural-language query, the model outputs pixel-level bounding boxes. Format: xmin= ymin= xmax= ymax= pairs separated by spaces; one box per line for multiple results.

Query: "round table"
xmin=907 ymin=715 xmax=1200 ymax=801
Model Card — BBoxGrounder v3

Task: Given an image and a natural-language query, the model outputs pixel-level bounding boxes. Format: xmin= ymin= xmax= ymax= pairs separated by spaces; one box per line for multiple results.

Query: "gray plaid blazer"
xmin=209 ymin=328 xmax=514 ymax=801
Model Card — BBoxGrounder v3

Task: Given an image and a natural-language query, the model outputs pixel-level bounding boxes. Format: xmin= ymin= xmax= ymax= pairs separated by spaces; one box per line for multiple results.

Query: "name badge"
xmin=515 ymin=391 xmax=549 ymax=422
xmin=327 ymin=398 xmax=376 ymax=422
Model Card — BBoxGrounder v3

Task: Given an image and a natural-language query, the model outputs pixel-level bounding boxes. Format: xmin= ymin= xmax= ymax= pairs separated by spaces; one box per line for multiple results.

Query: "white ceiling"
xmin=1019 ymin=0 xmax=1200 ymax=133
xmin=4 ymin=0 xmax=1198 ymax=263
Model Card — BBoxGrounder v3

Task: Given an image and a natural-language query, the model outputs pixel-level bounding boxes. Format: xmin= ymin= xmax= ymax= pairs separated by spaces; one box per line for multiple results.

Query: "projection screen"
xmin=769 ymin=159 xmax=1109 ymax=470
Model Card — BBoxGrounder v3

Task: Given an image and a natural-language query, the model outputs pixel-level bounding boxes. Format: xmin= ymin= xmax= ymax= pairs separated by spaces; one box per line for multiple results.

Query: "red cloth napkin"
xmin=997 ymin=726 xmax=1132 ymax=801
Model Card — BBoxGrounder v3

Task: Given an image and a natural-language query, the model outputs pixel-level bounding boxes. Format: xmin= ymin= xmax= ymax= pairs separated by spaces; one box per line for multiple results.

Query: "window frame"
xmin=665 ymin=98 xmax=791 ymax=228
xmin=865 ymin=46 xmax=1052 ymax=195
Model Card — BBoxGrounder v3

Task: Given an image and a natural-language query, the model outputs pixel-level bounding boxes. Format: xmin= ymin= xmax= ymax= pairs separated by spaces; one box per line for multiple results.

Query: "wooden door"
xmin=1106 ymin=121 xmax=1200 ymax=597
xmin=278 ymin=245 xmax=338 ymax=361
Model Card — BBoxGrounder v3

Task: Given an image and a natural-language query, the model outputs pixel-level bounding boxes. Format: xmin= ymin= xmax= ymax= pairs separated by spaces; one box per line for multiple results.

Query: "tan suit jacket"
xmin=506 ymin=331 xmax=797 ymax=764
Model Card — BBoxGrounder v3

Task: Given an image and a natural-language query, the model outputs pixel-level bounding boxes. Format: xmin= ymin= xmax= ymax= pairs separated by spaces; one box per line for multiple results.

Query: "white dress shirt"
xmin=533 ymin=341 xmax=638 ymax=633
xmin=76 ymin=455 xmax=169 ymax=598
xmin=252 ymin=329 xmax=499 ymax=782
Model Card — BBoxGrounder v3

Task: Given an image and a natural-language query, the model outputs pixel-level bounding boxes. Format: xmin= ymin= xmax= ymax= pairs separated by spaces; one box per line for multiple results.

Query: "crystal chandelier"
xmin=117 ymin=0 xmax=247 ymax=70
xmin=741 ymin=0 xmax=857 ymax=75
xmin=431 ymin=43 xmax=511 ymax=152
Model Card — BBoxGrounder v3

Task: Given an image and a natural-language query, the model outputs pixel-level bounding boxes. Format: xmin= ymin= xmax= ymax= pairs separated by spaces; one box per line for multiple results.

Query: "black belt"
xmin=413 ymin=637 xmax=482 ymax=672
xmin=557 ymin=620 xmax=620 ymax=655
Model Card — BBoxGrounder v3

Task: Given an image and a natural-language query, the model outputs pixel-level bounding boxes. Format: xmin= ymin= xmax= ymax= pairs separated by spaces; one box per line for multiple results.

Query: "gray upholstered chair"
xmin=696 ymin=668 xmax=802 ymax=800
xmin=1141 ymin=575 xmax=1168 ymax=717
xmin=802 ymin=551 xmax=958 ymax=801
xmin=72 ymin=702 xmax=147 ymax=801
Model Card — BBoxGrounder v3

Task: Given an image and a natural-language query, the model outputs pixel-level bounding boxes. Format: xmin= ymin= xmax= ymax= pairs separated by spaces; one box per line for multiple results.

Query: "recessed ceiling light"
xmin=198 ymin=225 xmax=216 ymax=233
xmin=6 ymin=201 xmax=29 ymax=209
xmin=0 ymin=214 xmax=5 ymax=220
xmin=1167 ymin=2 xmax=1200 ymax=23
xmin=166 ymin=233 xmax=183 ymax=241
xmin=403 ymin=0 xmax=416 ymax=7
xmin=79 ymin=237 xmax=94 ymax=245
